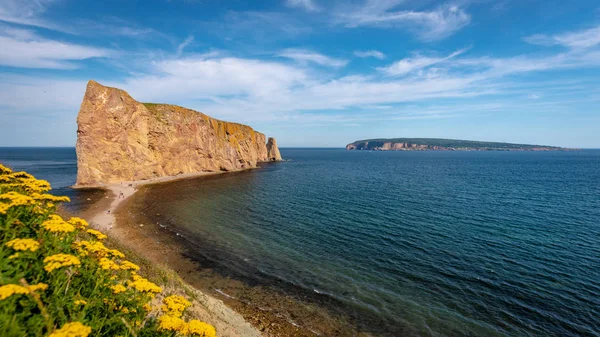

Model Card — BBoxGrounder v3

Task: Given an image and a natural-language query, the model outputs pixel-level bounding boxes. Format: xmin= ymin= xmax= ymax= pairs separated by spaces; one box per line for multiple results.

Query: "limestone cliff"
xmin=266 ymin=137 xmax=282 ymax=161
xmin=75 ymin=80 xmax=282 ymax=187
xmin=346 ymin=138 xmax=565 ymax=151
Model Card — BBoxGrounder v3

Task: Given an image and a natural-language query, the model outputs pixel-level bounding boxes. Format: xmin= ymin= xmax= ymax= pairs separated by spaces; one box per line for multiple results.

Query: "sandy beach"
xmin=85 ymin=171 xmax=228 ymax=232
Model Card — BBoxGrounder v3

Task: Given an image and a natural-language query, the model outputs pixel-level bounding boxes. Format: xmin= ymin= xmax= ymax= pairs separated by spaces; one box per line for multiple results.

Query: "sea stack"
xmin=75 ymin=80 xmax=282 ymax=187
xmin=266 ymin=137 xmax=282 ymax=161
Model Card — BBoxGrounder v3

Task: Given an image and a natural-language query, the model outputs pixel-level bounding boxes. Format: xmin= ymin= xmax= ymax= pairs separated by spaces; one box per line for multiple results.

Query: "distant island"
xmin=346 ymin=138 xmax=571 ymax=151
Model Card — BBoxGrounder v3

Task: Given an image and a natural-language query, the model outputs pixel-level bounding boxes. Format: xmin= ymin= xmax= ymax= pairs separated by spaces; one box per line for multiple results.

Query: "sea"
xmin=1 ymin=147 xmax=599 ymax=337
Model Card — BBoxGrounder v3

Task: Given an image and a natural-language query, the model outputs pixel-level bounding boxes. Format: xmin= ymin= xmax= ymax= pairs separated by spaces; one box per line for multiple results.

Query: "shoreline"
xmin=79 ymin=170 xmax=265 ymax=337
xmin=81 ymin=168 xmax=377 ymax=337
xmin=82 ymin=170 xmax=230 ymax=232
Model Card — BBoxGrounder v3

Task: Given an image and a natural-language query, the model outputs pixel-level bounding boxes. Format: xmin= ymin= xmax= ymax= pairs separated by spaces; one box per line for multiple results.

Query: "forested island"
xmin=346 ymin=138 xmax=570 ymax=151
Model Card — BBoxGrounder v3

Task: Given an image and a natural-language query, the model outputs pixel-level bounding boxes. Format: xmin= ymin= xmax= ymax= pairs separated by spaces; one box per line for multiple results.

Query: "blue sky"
xmin=1 ymin=0 xmax=599 ymax=147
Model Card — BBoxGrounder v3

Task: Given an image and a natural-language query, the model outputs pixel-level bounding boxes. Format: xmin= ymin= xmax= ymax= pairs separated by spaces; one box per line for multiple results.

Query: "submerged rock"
xmin=75 ymin=80 xmax=282 ymax=187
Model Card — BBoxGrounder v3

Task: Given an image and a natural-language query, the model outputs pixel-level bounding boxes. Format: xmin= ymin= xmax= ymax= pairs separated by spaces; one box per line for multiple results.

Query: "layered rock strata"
xmin=75 ymin=81 xmax=281 ymax=187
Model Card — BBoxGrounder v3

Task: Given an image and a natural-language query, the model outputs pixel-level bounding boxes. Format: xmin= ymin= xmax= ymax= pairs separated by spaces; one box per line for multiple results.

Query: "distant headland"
xmin=346 ymin=138 xmax=573 ymax=151
xmin=75 ymin=80 xmax=282 ymax=187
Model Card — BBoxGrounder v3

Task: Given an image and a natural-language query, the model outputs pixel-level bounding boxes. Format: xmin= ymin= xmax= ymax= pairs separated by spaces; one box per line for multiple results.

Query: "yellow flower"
xmin=120 ymin=307 xmax=130 ymax=314
xmin=99 ymin=258 xmax=120 ymax=271
xmin=27 ymin=283 xmax=48 ymax=293
xmin=48 ymin=322 xmax=92 ymax=337
xmin=142 ymin=303 xmax=152 ymax=311
xmin=119 ymin=260 xmax=140 ymax=271
xmin=161 ymin=295 xmax=191 ymax=318
xmin=44 ymin=254 xmax=81 ymax=272
xmin=68 ymin=217 xmax=89 ymax=230
xmin=158 ymin=315 xmax=185 ymax=332
xmin=0 ymin=163 xmax=12 ymax=174
xmin=109 ymin=249 xmax=125 ymax=258
xmin=73 ymin=241 xmax=123 ymax=259
xmin=0 ymin=191 xmax=36 ymax=214
xmin=110 ymin=284 xmax=127 ymax=294
xmin=8 ymin=253 xmax=20 ymax=259
xmin=128 ymin=274 xmax=162 ymax=294
xmin=183 ymin=320 xmax=217 ymax=337
xmin=5 ymin=238 xmax=40 ymax=252
xmin=74 ymin=300 xmax=87 ymax=306
xmin=86 ymin=229 xmax=107 ymax=240
xmin=0 ymin=284 xmax=29 ymax=300
xmin=41 ymin=215 xmax=75 ymax=234
xmin=31 ymin=193 xmax=70 ymax=203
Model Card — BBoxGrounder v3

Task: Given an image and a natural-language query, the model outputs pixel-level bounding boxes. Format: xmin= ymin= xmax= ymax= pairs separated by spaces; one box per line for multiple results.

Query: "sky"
xmin=1 ymin=0 xmax=600 ymax=148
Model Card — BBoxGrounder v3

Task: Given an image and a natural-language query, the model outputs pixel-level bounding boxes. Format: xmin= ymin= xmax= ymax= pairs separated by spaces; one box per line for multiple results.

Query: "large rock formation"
xmin=266 ymin=137 xmax=282 ymax=161
xmin=75 ymin=80 xmax=282 ymax=187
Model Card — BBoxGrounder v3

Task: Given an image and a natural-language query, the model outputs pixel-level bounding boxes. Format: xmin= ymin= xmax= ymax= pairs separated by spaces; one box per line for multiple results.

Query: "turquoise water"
xmin=2 ymin=148 xmax=599 ymax=336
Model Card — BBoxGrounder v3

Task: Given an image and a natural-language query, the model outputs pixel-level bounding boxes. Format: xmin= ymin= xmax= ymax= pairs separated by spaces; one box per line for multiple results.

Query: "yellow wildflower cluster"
xmin=110 ymin=284 xmax=127 ymax=294
xmin=158 ymin=312 xmax=217 ymax=337
xmin=5 ymin=238 xmax=40 ymax=252
xmin=68 ymin=217 xmax=89 ymax=230
xmin=44 ymin=254 xmax=81 ymax=272
xmin=162 ymin=295 xmax=191 ymax=318
xmin=158 ymin=295 xmax=216 ymax=336
xmin=184 ymin=320 xmax=217 ymax=337
xmin=0 ymin=163 xmax=11 ymax=174
xmin=41 ymin=214 xmax=76 ymax=233
xmin=86 ymin=229 xmax=107 ymax=240
xmin=0 ymin=171 xmax=51 ymax=193
xmin=48 ymin=322 xmax=92 ymax=337
xmin=1 ymin=165 xmax=217 ymax=337
xmin=0 ymin=283 xmax=48 ymax=300
xmin=31 ymin=193 xmax=71 ymax=203
xmin=129 ymin=273 xmax=162 ymax=294
xmin=119 ymin=260 xmax=140 ymax=271
xmin=0 ymin=191 xmax=36 ymax=214
xmin=73 ymin=240 xmax=124 ymax=258
xmin=99 ymin=257 xmax=121 ymax=270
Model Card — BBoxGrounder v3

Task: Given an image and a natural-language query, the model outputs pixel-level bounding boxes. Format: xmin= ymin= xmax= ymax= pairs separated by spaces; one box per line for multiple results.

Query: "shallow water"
xmin=2 ymin=148 xmax=599 ymax=336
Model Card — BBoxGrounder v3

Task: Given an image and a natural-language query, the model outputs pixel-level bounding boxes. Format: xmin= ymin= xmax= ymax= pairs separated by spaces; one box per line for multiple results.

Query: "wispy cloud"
xmin=176 ymin=36 xmax=194 ymax=57
xmin=524 ymin=25 xmax=600 ymax=49
xmin=278 ymin=48 xmax=348 ymax=67
xmin=354 ymin=50 xmax=386 ymax=59
xmin=378 ymin=48 xmax=467 ymax=76
xmin=0 ymin=28 xmax=112 ymax=69
xmin=0 ymin=0 xmax=68 ymax=32
xmin=336 ymin=2 xmax=471 ymax=41
xmin=286 ymin=0 xmax=320 ymax=12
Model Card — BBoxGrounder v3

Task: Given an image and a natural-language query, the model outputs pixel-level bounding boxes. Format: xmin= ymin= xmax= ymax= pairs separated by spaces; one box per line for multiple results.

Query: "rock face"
xmin=75 ymin=80 xmax=281 ymax=187
xmin=346 ymin=138 xmax=566 ymax=151
xmin=266 ymin=137 xmax=282 ymax=161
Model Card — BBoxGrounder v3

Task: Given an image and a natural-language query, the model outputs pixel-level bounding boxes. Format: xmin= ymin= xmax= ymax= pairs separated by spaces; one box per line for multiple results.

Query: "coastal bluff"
xmin=346 ymin=138 xmax=566 ymax=151
xmin=75 ymin=80 xmax=281 ymax=187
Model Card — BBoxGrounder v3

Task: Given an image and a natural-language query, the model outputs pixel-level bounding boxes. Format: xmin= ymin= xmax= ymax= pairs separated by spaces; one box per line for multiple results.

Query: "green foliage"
xmin=0 ymin=163 xmax=216 ymax=337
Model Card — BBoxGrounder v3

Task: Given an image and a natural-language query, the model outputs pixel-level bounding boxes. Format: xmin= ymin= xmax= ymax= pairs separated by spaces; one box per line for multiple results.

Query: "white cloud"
xmin=0 ymin=29 xmax=112 ymax=69
xmin=176 ymin=36 xmax=194 ymax=57
xmin=286 ymin=0 xmax=319 ymax=12
xmin=0 ymin=0 xmax=67 ymax=32
xmin=336 ymin=3 xmax=471 ymax=41
xmin=524 ymin=26 xmax=600 ymax=49
xmin=378 ymin=49 xmax=467 ymax=76
xmin=528 ymin=94 xmax=541 ymax=99
xmin=278 ymin=49 xmax=348 ymax=67
xmin=354 ymin=50 xmax=386 ymax=59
